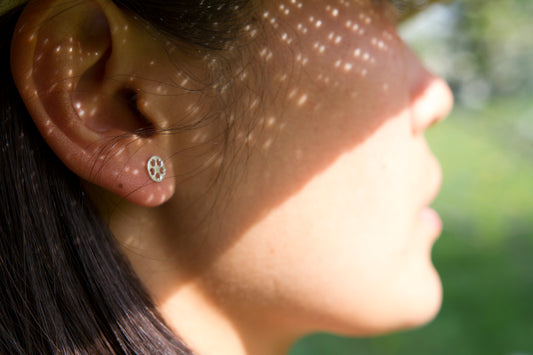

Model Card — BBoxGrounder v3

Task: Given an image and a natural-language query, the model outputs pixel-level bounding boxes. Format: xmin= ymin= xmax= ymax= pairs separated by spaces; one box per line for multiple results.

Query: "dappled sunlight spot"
xmin=250 ymin=98 xmax=259 ymax=110
xmin=186 ymin=104 xmax=200 ymax=116
xmin=157 ymin=193 xmax=168 ymax=205
xmin=146 ymin=193 xmax=155 ymax=204
xmin=266 ymin=116 xmax=277 ymax=127
xmin=115 ymin=145 xmax=127 ymax=157
xmin=191 ymin=131 xmax=209 ymax=144
xmin=180 ymin=78 xmax=190 ymax=87
xmin=296 ymin=23 xmax=308 ymax=34
xmin=278 ymin=3 xmax=290 ymax=16
xmin=344 ymin=63 xmax=353 ymax=72
xmin=359 ymin=12 xmax=372 ymax=25
xmin=288 ymin=88 xmax=298 ymax=100
xmin=263 ymin=138 xmax=274 ymax=151
xmin=278 ymin=73 xmax=288 ymax=82
xmin=132 ymin=169 xmax=140 ymax=176
xmin=297 ymin=94 xmax=308 ymax=106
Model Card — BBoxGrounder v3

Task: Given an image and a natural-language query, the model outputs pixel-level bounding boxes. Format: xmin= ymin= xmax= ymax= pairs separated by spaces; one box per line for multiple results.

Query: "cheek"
xmin=206 ymin=114 xmax=433 ymax=330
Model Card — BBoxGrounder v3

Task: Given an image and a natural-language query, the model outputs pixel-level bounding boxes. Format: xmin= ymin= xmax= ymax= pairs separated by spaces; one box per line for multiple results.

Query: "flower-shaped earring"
xmin=147 ymin=156 xmax=166 ymax=182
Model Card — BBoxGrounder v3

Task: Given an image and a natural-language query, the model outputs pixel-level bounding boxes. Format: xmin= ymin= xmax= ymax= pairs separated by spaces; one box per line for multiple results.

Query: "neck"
xmin=158 ymin=282 xmax=294 ymax=355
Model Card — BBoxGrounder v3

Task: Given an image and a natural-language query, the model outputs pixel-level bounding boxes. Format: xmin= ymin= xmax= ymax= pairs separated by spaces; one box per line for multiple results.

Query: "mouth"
xmin=420 ymin=160 xmax=443 ymax=236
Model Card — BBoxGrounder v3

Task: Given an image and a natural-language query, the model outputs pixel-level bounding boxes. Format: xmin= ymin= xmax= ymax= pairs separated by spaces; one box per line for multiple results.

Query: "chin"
xmin=331 ymin=269 xmax=444 ymax=337
xmin=386 ymin=267 xmax=444 ymax=334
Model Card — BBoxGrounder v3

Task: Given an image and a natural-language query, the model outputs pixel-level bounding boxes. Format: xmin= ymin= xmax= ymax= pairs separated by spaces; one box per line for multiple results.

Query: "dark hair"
xmin=0 ymin=1 xmax=253 ymax=353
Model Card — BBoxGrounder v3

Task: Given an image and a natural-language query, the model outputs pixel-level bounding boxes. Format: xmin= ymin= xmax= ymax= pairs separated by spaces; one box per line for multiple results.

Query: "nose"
xmin=410 ymin=74 xmax=454 ymax=134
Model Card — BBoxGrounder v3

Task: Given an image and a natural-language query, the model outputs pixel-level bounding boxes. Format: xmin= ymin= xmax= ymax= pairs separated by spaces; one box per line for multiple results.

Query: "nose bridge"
xmin=410 ymin=69 xmax=454 ymax=134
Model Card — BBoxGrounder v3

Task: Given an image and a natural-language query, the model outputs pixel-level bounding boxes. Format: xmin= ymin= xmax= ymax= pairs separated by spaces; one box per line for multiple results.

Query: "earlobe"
xmin=10 ymin=0 xmax=176 ymax=207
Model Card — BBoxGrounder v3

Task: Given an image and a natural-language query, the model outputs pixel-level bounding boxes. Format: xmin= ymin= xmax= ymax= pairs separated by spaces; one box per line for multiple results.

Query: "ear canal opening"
xmin=123 ymin=88 xmax=156 ymax=138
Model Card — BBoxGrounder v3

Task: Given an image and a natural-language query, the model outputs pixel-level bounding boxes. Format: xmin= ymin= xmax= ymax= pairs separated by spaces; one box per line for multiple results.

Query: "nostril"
xmin=410 ymin=77 xmax=454 ymax=134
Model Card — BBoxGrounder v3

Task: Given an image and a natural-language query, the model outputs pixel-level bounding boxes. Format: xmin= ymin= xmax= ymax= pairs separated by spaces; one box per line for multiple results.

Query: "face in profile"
xmin=4 ymin=0 xmax=452 ymax=354
xmin=143 ymin=0 xmax=454 ymax=339
xmin=14 ymin=0 xmax=453 ymax=347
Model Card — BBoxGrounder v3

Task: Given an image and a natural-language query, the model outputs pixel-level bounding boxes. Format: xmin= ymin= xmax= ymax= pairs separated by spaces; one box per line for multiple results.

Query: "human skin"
xmin=12 ymin=0 xmax=453 ymax=354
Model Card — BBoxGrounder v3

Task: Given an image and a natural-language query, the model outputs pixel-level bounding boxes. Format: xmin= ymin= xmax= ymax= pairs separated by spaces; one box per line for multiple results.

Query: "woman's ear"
xmin=10 ymin=0 xmax=186 ymax=206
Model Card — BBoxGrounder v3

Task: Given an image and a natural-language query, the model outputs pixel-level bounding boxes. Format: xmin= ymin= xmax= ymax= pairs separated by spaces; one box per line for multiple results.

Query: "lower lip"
xmin=421 ymin=207 xmax=443 ymax=237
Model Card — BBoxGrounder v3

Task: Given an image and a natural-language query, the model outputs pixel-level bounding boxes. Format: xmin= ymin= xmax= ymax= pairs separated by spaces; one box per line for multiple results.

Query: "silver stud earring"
xmin=147 ymin=156 xmax=166 ymax=182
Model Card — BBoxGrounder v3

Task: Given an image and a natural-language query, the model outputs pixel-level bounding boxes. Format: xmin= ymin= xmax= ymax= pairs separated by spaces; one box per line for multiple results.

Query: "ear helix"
xmin=147 ymin=156 xmax=166 ymax=182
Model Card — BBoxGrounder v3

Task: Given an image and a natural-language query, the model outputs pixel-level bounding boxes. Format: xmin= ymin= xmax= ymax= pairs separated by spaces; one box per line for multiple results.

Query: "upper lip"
xmin=423 ymin=159 xmax=442 ymax=209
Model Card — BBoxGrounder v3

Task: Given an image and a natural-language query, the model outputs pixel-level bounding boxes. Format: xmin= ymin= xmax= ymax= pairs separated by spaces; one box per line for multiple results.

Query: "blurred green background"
xmin=291 ymin=1 xmax=533 ymax=354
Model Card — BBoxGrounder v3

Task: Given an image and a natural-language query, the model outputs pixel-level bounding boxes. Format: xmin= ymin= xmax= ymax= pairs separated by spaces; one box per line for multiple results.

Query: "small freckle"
xmin=118 ymin=183 xmax=124 ymax=189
